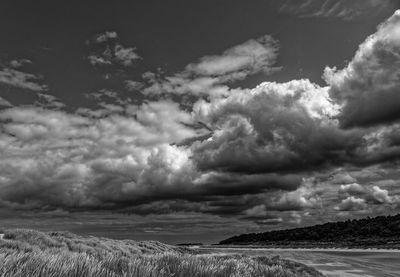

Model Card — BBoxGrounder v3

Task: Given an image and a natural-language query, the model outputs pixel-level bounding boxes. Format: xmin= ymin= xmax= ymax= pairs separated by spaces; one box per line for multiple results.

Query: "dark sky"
xmin=0 ymin=0 xmax=390 ymax=105
xmin=1 ymin=0 xmax=400 ymax=244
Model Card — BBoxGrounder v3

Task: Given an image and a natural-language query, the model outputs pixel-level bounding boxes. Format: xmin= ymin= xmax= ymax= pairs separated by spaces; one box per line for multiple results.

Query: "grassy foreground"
xmin=0 ymin=229 xmax=323 ymax=277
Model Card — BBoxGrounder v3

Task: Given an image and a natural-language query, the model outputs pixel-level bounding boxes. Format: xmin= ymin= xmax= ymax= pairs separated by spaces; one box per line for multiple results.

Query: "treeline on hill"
xmin=220 ymin=214 xmax=400 ymax=248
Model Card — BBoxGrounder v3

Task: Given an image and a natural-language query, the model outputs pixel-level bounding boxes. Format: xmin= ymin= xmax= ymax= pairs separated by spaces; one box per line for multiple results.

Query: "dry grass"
xmin=0 ymin=229 xmax=323 ymax=277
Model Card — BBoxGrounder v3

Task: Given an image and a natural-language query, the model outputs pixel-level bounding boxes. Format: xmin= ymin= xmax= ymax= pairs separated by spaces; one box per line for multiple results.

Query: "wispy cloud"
xmin=94 ymin=31 xmax=118 ymax=43
xmin=87 ymin=31 xmax=141 ymax=67
xmin=35 ymin=93 xmax=65 ymax=109
xmin=279 ymin=0 xmax=396 ymax=20
xmin=9 ymin=58 xmax=32 ymax=69
xmin=0 ymin=67 xmax=47 ymax=92
xmin=185 ymin=35 xmax=280 ymax=78
xmin=143 ymin=35 xmax=280 ymax=96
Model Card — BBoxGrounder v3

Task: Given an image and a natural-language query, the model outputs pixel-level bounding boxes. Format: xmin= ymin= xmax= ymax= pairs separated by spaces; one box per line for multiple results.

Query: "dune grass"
xmin=0 ymin=229 xmax=323 ymax=277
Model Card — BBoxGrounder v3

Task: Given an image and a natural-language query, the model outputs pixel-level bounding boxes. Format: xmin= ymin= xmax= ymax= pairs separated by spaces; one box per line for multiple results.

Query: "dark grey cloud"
xmin=267 ymin=178 xmax=322 ymax=211
xmin=193 ymin=172 xmax=301 ymax=197
xmin=0 ymin=100 xmax=301 ymax=214
xmin=0 ymin=103 xmax=197 ymax=210
xmin=191 ymin=80 xmax=362 ymax=174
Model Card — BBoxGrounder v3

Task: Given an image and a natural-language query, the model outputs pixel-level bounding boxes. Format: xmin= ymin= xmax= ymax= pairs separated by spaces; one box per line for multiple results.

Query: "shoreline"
xmin=200 ymin=245 xmax=400 ymax=253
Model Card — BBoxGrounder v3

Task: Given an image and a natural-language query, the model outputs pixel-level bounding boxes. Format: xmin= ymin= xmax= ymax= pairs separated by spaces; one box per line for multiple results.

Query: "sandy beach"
xmin=199 ymin=246 xmax=400 ymax=277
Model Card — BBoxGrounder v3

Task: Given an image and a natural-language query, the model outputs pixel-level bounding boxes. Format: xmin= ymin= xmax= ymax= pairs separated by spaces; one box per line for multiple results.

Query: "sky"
xmin=1 ymin=0 xmax=400 ymax=244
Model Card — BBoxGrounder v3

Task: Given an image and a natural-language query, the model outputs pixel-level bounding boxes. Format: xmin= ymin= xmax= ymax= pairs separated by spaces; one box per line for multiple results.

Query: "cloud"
xmin=185 ymin=35 xmax=279 ymax=78
xmin=86 ymin=89 xmax=132 ymax=106
xmin=125 ymin=80 xmax=144 ymax=91
xmin=35 ymin=93 xmax=65 ymax=109
xmin=335 ymin=196 xmax=367 ymax=211
xmin=270 ymin=178 xmax=321 ymax=211
xmin=279 ymin=0 xmax=396 ymax=20
xmin=87 ymin=31 xmax=141 ymax=67
xmin=0 ymin=68 xmax=47 ymax=92
xmin=9 ymin=59 xmax=32 ymax=69
xmin=143 ymin=35 xmax=279 ymax=96
xmin=344 ymin=122 xmax=400 ymax=168
xmin=171 ymin=12 xmax=400 ymax=185
xmin=88 ymin=55 xmax=112 ymax=66
xmin=255 ymin=217 xmax=283 ymax=226
xmin=94 ymin=31 xmax=118 ymax=43
xmin=194 ymin=172 xmax=301 ymax=198
xmin=113 ymin=44 xmax=141 ymax=67
xmin=244 ymin=205 xmax=268 ymax=218
xmin=339 ymin=183 xmax=365 ymax=194
xmin=0 ymin=101 xmax=199 ymax=209
xmin=326 ymin=10 xmax=400 ymax=127
xmin=4 ymin=11 xmax=400 ymax=230
xmin=0 ymin=96 xmax=12 ymax=107
xmin=339 ymin=182 xmax=399 ymax=205
xmin=191 ymin=79 xmax=358 ymax=174
xmin=190 ymin=74 xmax=400 ymax=175
xmin=329 ymin=171 xmax=357 ymax=184
xmin=0 ymin=95 xmax=307 ymax=216
xmin=0 ymin=102 xmax=303 ymax=215
xmin=370 ymin=185 xmax=394 ymax=204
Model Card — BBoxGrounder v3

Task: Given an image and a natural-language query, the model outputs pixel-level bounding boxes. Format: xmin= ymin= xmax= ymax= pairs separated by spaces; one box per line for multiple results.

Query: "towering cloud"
xmin=326 ymin=10 xmax=400 ymax=127
xmin=191 ymin=79 xmax=357 ymax=174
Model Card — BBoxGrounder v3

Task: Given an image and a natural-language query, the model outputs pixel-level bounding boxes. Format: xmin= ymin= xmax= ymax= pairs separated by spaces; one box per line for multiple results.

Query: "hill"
xmin=220 ymin=214 xmax=400 ymax=248
xmin=0 ymin=228 xmax=322 ymax=277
